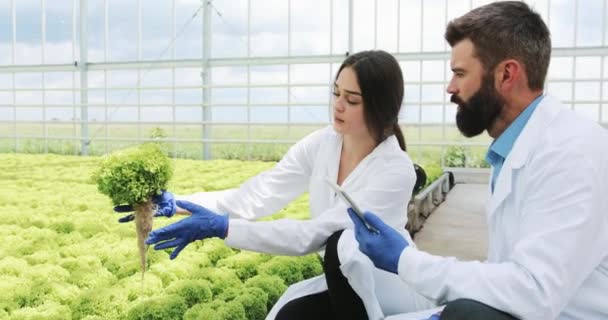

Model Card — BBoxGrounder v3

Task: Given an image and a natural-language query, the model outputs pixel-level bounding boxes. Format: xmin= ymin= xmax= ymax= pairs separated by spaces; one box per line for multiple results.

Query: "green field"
xmin=0 ymin=123 xmax=492 ymax=167
xmin=0 ymin=153 xmax=325 ymax=319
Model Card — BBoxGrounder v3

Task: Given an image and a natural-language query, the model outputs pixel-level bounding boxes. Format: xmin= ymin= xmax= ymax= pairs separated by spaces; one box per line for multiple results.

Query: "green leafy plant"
xmin=218 ymin=286 xmax=268 ymax=320
xmin=183 ymin=299 xmax=246 ymax=320
xmin=244 ymin=275 xmax=287 ymax=310
xmin=257 ymin=256 xmax=305 ymax=286
xmin=198 ymin=239 xmax=236 ymax=264
xmin=93 ymin=143 xmax=173 ymax=278
xmin=148 ymin=127 xmax=168 ymax=140
xmin=165 ymin=279 xmax=213 ymax=307
xmin=421 ymin=163 xmax=443 ymax=189
xmin=444 ymin=146 xmax=467 ymax=168
xmin=125 ymin=295 xmax=187 ymax=320
xmin=217 ymin=251 xmax=272 ymax=281
xmin=444 ymin=146 xmax=490 ymax=168
xmin=193 ymin=267 xmax=243 ymax=297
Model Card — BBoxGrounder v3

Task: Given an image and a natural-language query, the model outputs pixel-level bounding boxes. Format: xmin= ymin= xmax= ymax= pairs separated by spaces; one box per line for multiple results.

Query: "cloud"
xmin=2 ymin=0 xmax=606 ymax=60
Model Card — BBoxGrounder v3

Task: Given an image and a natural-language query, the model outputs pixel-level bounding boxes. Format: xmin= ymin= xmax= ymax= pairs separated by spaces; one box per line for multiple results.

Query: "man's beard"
xmin=451 ymin=75 xmax=504 ymax=137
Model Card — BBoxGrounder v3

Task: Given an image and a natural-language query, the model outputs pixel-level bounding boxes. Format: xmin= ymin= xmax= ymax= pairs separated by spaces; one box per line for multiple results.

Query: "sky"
xmin=0 ymin=0 xmax=607 ymax=126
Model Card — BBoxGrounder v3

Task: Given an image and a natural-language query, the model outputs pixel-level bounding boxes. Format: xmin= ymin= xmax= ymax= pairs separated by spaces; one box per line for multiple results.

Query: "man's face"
xmin=451 ymin=73 xmax=505 ymax=137
xmin=447 ymin=39 xmax=504 ymax=137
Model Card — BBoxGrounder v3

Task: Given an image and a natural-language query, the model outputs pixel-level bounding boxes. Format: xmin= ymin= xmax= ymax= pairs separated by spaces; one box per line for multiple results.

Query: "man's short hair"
xmin=445 ymin=1 xmax=551 ymax=90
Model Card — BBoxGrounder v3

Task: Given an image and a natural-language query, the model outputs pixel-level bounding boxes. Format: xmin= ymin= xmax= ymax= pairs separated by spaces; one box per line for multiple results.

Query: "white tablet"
xmin=325 ymin=177 xmax=379 ymax=233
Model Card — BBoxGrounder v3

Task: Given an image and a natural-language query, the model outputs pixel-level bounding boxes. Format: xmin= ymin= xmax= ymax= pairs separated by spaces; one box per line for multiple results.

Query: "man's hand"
xmin=348 ymin=208 xmax=410 ymax=274
xmin=145 ymin=200 xmax=229 ymax=260
xmin=113 ymin=190 xmax=176 ymax=223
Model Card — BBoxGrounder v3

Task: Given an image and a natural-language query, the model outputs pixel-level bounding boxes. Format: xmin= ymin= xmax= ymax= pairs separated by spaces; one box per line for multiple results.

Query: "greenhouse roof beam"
xmin=1 ymin=46 xmax=608 ymax=74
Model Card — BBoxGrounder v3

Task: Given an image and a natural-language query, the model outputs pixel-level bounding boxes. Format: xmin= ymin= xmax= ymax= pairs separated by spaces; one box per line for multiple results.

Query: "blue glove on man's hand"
xmin=145 ymin=200 xmax=229 ymax=260
xmin=348 ymin=208 xmax=409 ymax=274
xmin=113 ymin=190 xmax=176 ymax=223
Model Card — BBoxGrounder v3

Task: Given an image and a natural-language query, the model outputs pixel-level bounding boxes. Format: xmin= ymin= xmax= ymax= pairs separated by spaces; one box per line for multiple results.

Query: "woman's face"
xmin=332 ymin=67 xmax=369 ymax=138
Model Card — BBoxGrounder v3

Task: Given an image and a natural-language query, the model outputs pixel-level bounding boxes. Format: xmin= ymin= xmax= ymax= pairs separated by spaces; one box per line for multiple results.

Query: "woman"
xmin=126 ymin=50 xmax=428 ymax=319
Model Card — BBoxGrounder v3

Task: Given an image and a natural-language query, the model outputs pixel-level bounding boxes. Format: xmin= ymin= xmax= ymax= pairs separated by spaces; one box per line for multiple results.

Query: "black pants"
xmin=275 ymin=230 xmax=368 ymax=320
xmin=440 ymin=299 xmax=518 ymax=320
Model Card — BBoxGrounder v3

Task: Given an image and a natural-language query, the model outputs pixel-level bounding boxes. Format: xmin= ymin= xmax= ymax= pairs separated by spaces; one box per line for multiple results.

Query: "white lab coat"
xmin=182 ymin=126 xmax=431 ymax=319
xmin=388 ymin=95 xmax=608 ymax=320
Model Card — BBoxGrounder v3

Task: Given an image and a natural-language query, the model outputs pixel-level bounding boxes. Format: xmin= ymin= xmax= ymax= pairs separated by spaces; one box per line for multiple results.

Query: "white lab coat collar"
xmin=488 ymin=94 xmax=563 ymax=215
xmin=331 ymin=130 xmax=401 ymax=188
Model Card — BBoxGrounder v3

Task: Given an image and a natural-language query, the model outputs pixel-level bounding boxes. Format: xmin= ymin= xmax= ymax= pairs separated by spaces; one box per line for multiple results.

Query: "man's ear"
xmin=495 ymin=59 xmax=521 ymax=93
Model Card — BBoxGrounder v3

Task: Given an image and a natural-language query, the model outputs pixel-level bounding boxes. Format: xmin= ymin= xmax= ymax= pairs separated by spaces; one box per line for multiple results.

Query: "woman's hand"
xmin=145 ymin=200 xmax=229 ymax=259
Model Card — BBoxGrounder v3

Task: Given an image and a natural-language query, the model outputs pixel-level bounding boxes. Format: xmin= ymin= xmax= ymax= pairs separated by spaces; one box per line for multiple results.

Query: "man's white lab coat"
xmin=389 ymin=95 xmax=608 ymax=320
xmin=183 ymin=126 xmax=425 ymax=319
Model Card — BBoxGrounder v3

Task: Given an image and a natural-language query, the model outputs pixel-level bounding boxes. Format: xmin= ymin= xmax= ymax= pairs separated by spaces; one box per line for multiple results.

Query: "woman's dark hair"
xmin=336 ymin=50 xmax=406 ymax=151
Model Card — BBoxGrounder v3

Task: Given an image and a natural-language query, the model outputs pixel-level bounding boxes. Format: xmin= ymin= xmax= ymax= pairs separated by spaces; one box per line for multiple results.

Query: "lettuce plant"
xmin=93 ymin=143 xmax=173 ymax=278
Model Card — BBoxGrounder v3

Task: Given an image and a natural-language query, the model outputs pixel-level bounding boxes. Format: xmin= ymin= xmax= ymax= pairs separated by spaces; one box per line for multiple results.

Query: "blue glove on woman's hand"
xmin=348 ymin=209 xmax=409 ymax=274
xmin=145 ymin=200 xmax=229 ymax=260
xmin=113 ymin=190 xmax=176 ymax=223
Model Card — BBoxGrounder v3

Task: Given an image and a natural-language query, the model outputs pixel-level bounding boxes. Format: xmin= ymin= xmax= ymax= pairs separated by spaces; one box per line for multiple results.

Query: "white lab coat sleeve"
xmin=215 ymin=130 xmax=323 ymax=220
xmin=396 ymin=141 xmax=608 ymax=320
xmin=224 ymin=163 xmax=415 ymax=256
xmin=176 ymin=129 xmax=324 ymax=220
xmin=175 ymin=190 xmax=235 ymax=214
xmin=224 ymin=215 xmax=344 ymax=255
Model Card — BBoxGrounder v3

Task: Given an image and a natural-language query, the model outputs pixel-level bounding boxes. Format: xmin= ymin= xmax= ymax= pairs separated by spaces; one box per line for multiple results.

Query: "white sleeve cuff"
xmin=397 ymin=246 xmax=422 ymax=283
xmin=223 ymin=219 xmax=252 ymax=250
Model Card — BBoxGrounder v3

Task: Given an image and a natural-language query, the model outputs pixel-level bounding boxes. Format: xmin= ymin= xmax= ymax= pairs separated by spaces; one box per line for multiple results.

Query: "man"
xmin=350 ymin=2 xmax=608 ymax=320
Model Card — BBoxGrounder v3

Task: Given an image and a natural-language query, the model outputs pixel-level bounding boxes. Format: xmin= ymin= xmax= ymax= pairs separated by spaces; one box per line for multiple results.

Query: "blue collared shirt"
xmin=486 ymin=95 xmax=544 ymax=192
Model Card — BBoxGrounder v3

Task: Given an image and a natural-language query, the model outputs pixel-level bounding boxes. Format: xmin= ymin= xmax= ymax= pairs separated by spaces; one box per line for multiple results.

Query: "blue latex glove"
xmin=145 ymin=200 xmax=229 ymax=260
xmin=348 ymin=208 xmax=409 ymax=274
xmin=113 ymin=190 xmax=176 ymax=223
xmin=425 ymin=313 xmax=441 ymax=320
